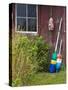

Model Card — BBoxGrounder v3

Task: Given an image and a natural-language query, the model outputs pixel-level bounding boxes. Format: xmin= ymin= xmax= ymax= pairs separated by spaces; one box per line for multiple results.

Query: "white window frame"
xmin=15 ymin=4 xmax=38 ymax=34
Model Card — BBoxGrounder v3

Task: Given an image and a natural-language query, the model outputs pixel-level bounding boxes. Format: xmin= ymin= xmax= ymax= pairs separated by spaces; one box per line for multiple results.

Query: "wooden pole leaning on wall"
xmin=55 ymin=17 xmax=62 ymax=52
xmin=59 ymin=39 xmax=62 ymax=54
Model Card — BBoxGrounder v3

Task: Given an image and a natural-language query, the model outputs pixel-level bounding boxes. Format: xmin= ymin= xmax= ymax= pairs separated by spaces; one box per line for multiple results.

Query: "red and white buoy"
xmin=56 ymin=40 xmax=62 ymax=72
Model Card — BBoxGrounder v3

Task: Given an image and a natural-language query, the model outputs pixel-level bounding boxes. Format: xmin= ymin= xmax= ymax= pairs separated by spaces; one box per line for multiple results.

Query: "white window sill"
xmin=15 ymin=31 xmax=38 ymax=35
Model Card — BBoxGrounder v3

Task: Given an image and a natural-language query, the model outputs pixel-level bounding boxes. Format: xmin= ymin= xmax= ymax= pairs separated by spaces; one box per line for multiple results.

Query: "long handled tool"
xmin=52 ymin=17 xmax=62 ymax=60
xmin=49 ymin=17 xmax=62 ymax=73
xmin=56 ymin=39 xmax=62 ymax=72
xmin=55 ymin=18 xmax=62 ymax=52
xmin=58 ymin=39 xmax=62 ymax=54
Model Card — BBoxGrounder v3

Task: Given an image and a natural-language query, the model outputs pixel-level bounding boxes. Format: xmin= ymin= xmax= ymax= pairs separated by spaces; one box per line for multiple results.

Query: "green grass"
xmin=28 ymin=71 xmax=66 ymax=85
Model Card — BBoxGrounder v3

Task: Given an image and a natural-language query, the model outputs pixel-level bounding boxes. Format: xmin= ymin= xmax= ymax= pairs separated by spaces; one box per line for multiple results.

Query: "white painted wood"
xmin=36 ymin=5 xmax=38 ymax=33
xmin=55 ymin=17 xmax=62 ymax=52
xmin=59 ymin=39 xmax=62 ymax=54
xmin=15 ymin=4 xmax=17 ymax=31
xmin=26 ymin=4 xmax=28 ymax=31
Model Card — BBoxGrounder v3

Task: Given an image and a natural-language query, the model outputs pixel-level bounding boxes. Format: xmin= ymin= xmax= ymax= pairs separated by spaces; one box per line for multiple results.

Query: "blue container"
xmin=49 ymin=64 xmax=56 ymax=73
xmin=56 ymin=63 xmax=61 ymax=72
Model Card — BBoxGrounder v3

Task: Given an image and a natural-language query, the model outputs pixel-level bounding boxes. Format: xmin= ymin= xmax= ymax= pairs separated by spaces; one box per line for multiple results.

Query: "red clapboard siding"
xmin=38 ymin=5 xmax=66 ymax=64
xmin=38 ymin=5 xmax=50 ymax=43
xmin=11 ymin=4 xmax=66 ymax=64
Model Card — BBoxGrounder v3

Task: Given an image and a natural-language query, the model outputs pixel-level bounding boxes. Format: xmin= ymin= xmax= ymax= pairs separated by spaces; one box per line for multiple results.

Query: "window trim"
xmin=15 ymin=4 xmax=38 ymax=34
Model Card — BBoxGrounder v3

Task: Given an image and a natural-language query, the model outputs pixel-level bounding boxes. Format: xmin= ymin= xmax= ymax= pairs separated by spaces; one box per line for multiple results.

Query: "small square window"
xmin=16 ymin=4 xmax=38 ymax=33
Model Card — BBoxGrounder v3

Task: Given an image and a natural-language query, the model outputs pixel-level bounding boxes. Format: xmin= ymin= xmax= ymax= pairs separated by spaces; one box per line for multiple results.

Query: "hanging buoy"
xmin=48 ymin=17 xmax=54 ymax=31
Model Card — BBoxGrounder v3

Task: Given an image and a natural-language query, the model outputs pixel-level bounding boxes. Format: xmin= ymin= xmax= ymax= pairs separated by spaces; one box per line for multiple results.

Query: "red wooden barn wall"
xmin=38 ymin=5 xmax=66 ymax=64
xmin=10 ymin=4 xmax=66 ymax=64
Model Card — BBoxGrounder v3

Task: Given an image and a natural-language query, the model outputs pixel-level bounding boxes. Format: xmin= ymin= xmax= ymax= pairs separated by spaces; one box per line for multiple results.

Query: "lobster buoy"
xmin=49 ymin=52 xmax=57 ymax=73
xmin=51 ymin=52 xmax=57 ymax=60
xmin=51 ymin=60 xmax=56 ymax=64
xmin=49 ymin=64 xmax=56 ymax=73
xmin=56 ymin=54 xmax=62 ymax=72
xmin=57 ymin=54 xmax=62 ymax=59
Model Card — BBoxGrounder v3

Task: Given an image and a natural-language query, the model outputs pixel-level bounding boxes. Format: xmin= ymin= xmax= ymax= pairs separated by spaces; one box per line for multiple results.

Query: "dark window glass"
xmin=28 ymin=19 xmax=36 ymax=31
xmin=16 ymin=4 xmax=37 ymax=32
xmin=17 ymin=18 xmax=26 ymax=31
xmin=28 ymin=5 xmax=36 ymax=17
xmin=17 ymin=4 xmax=26 ymax=17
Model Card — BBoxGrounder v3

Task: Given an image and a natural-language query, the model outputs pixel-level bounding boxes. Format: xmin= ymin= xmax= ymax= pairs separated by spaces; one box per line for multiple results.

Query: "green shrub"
xmin=11 ymin=34 xmax=51 ymax=86
xmin=61 ymin=63 xmax=66 ymax=71
xmin=27 ymin=36 xmax=51 ymax=72
xmin=34 ymin=36 xmax=50 ymax=72
xmin=12 ymin=34 xmax=35 ymax=86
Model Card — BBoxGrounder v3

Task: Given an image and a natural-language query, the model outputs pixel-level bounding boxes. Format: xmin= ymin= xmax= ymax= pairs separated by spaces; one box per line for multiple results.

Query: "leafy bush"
xmin=34 ymin=36 xmax=50 ymax=72
xmin=61 ymin=63 xmax=66 ymax=71
xmin=12 ymin=34 xmax=35 ymax=86
xmin=11 ymin=33 xmax=51 ymax=86
xmin=27 ymin=35 xmax=51 ymax=72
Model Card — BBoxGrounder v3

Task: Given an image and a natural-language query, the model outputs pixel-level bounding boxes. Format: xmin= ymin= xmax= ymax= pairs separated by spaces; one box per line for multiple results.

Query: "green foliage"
xmin=11 ymin=33 xmax=51 ymax=86
xmin=12 ymin=78 xmax=22 ymax=86
xmin=61 ymin=63 xmax=66 ymax=71
xmin=12 ymin=34 xmax=35 ymax=86
xmin=34 ymin=36 xmax=50 ymax=72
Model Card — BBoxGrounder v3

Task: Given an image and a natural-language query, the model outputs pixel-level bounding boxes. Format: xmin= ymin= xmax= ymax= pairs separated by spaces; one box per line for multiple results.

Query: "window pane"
xmin=28 ymin=19 xmax=36 ymax=31
xmin=17 ymin=4 xmax=26 ymax=17
xmin=28 ymin=5 xmax=36 ymax=17
xmin=17 ymin=18 xmax=26 ymax=31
